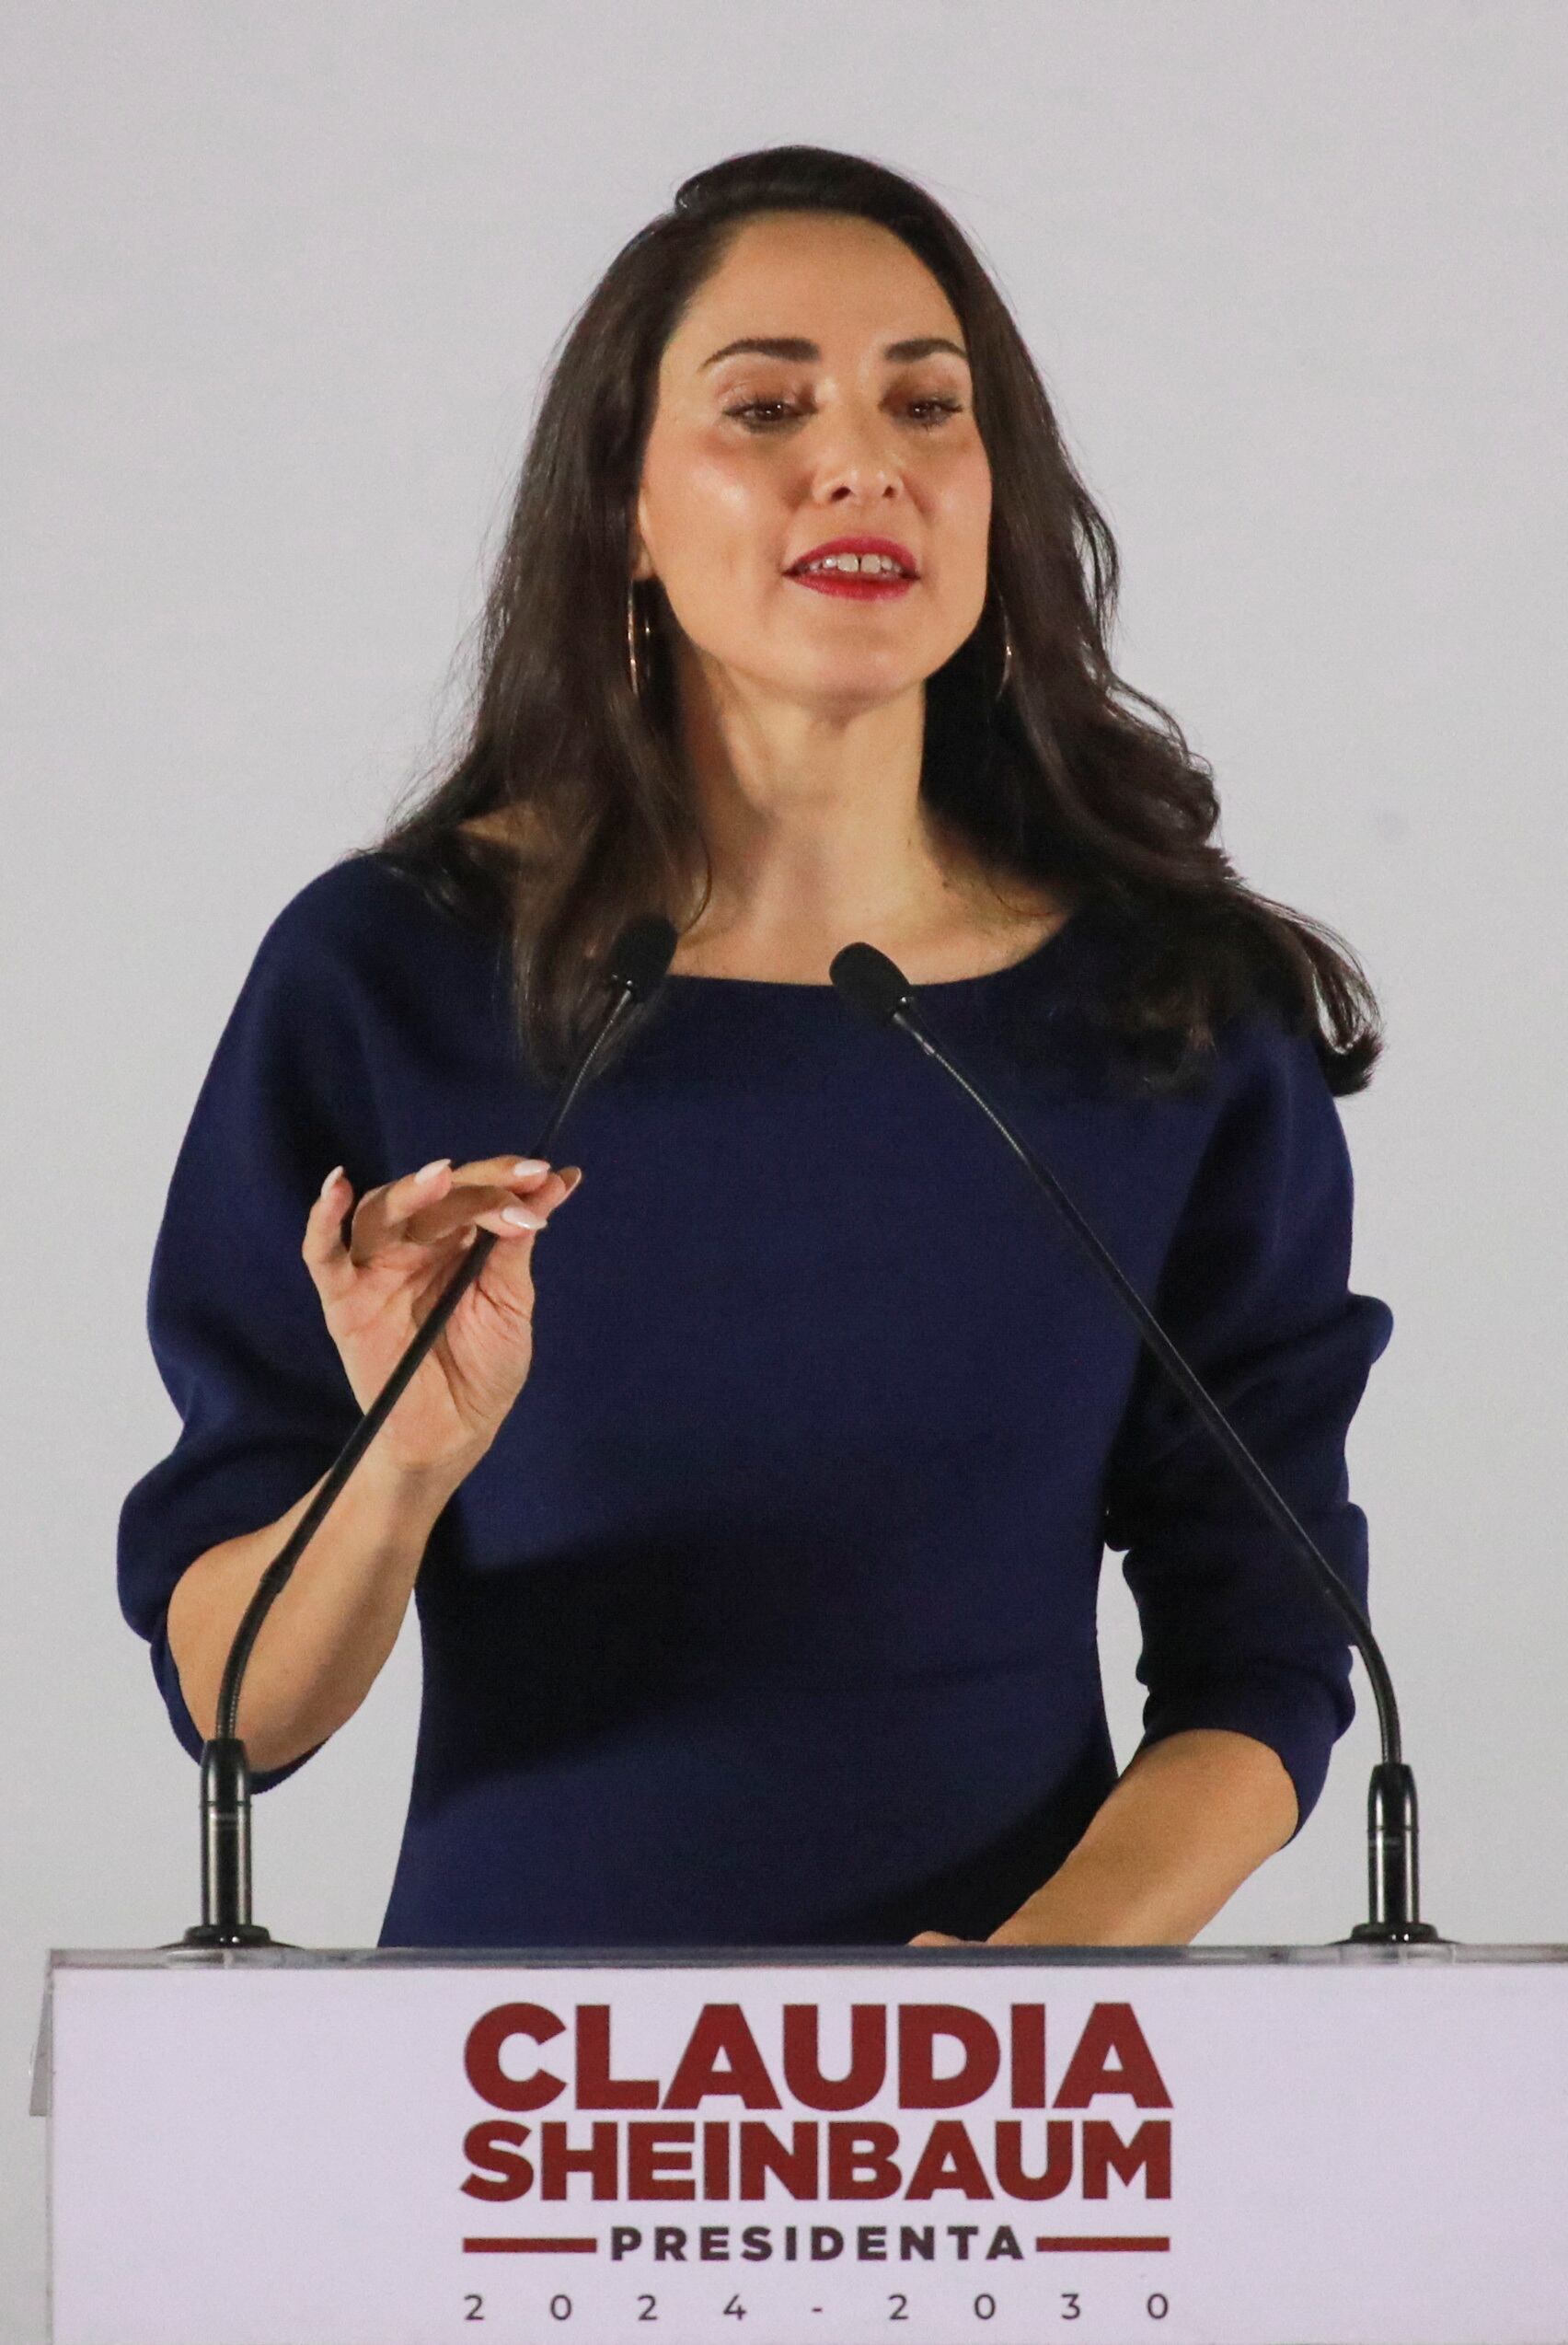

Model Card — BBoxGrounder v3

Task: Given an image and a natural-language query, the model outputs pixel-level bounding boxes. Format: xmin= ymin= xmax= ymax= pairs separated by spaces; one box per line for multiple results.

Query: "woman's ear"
xmin=629 ymin=486 xmax=658 ymax=583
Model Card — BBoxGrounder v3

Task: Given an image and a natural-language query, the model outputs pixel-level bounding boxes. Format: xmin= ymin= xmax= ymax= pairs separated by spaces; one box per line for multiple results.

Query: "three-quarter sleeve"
xmin=117 ymin=884 xmax=376 ymax=1791
xmin=1100 ymin=1011 xmax=1395 ymax=1837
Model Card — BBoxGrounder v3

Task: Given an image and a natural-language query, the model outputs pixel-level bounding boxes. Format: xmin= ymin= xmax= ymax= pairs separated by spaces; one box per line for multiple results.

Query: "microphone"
xmin=173 ymin=914 xmax=679 ymax=1950
xmin=829 ymin=939 xmax=1440 ymax=1946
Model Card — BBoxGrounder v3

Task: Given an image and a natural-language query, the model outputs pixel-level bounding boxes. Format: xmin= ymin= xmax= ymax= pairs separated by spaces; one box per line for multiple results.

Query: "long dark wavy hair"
xmin=372 ymin=143 xmax=1382 ymax=1098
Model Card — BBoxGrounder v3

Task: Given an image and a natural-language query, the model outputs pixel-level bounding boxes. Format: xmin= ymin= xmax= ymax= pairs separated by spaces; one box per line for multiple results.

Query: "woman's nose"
xmin=805 ymin=399 xmax=904 ymax=480
xmin=808 ymin=438 xmax=902 ymax=500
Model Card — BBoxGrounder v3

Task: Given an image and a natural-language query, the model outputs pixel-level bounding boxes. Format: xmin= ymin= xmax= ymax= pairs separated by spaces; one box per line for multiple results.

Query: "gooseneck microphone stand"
xmin=173 ymin=916 xmax=678 ymax=1950
xmin=829 ymin=940 xmax=1442 ymax=1946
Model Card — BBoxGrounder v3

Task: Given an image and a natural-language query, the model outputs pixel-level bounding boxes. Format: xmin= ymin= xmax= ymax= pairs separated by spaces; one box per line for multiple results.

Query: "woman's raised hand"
xmin=301 ymin=1153 xmax=582 ymax=1478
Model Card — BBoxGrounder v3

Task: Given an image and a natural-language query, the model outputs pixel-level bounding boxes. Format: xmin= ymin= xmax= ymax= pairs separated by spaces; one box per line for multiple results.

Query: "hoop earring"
xmin=995 ymin=603 xmax=1014 ymax=702
xmin=627 ymin=579 xmax=655 ymax=701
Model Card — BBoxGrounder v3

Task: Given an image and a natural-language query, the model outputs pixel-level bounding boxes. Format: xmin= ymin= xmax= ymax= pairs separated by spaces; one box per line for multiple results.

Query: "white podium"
xmin=32 ymin=1941 xmax=1568 ymax=2345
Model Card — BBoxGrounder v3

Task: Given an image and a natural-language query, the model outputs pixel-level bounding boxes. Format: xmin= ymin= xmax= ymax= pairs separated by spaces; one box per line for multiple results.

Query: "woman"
xmin=118 ymin=144 xmax=1393 ymax=1951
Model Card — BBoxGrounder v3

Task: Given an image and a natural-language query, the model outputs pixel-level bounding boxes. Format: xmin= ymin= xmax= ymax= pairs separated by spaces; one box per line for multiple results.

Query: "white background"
xmin=5 ymin=5 xmax=1566 ymax=2337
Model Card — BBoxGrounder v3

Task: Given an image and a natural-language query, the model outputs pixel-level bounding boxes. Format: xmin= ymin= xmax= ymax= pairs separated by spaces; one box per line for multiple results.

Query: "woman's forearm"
xmin=165 ymin=1446 xmax=470 ymax=1773
xmin=986 ymin=1727 xmax=1299 ymax=1946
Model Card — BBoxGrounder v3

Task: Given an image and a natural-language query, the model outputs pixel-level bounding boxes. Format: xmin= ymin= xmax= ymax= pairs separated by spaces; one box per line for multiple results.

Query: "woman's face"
xmin=633 ymin=210 xmax=991 ymax=713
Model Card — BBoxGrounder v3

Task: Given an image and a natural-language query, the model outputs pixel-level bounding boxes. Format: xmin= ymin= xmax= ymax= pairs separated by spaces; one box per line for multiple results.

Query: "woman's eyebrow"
xmin=699 ymin=334 xmax=970 ymax=370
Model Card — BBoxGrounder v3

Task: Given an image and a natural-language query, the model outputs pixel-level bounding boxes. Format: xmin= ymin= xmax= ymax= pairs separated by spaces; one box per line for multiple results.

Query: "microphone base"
xmin=1343 ymin=1918 xmax=1447 ymax=1946
xmin=176 ymin=1922 xmax=281 ymax=1949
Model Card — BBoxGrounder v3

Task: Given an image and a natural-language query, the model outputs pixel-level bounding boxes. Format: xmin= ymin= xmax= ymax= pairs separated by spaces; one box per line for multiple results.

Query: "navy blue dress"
xmin=118 ymin=851 xmax=1393 ymax=1947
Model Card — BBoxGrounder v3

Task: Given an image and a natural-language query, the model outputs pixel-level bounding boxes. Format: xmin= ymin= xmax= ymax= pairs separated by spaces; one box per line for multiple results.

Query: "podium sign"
xmin=34 ymin=1944 xmax=1568 ymax=2345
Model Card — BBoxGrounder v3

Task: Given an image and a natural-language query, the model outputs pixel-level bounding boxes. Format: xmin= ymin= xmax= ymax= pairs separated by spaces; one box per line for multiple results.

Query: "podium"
xmin=31 ymin=1939 xmax=1568 ymax=2344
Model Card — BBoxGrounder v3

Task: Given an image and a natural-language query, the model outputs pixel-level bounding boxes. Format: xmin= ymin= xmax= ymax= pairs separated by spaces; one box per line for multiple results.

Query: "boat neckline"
xmin=663 ymin=904 xmax=1090 ymax=994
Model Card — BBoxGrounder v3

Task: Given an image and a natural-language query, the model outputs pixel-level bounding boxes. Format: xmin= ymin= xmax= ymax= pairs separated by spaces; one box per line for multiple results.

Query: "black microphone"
xmin=829 ymin=939 xmax=1440 ymax=1946
xmin=172 ymin=913 xmax=679 ymax=1950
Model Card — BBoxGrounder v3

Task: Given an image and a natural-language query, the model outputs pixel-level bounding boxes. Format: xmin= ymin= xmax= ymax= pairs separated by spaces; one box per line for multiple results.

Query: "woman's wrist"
xmin=360 ymin=1438 xmax=487 ymax=1523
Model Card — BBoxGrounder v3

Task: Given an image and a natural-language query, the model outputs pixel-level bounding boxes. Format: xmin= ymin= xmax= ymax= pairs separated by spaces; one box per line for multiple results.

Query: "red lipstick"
xmin=785 ymin=533 xmax=919 ymax=601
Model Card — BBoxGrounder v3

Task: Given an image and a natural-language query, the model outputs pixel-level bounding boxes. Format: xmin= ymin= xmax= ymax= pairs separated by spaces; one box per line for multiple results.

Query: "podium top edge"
xmin=44 ymin=1942 xmax=1568 ymax=1971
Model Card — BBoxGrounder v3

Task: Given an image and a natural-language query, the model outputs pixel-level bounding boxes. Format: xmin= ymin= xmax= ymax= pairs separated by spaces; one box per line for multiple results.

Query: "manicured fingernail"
xmin=501 ymin=1204 xmax=544 ymax=1230
xmin=414 ymin=1158 xmax=451 ymax=1183
xmin=319 ymin=1163 xmax=345 ymax=1197
xmin=512 ymin=1156 xmax=551 ymax=1174
xmin=560 ymin=1166 xmax=583 ymax=1192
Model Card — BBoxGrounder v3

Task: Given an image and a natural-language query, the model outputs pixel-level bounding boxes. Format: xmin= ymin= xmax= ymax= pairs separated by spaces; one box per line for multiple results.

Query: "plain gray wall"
xmin=6 ymin=4 xmax=1565 ymax=2335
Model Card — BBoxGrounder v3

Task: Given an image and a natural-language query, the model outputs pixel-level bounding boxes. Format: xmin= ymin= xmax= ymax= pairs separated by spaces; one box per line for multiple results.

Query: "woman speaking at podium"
xmin=118 ymin=146 xmax=1393 ymax=1954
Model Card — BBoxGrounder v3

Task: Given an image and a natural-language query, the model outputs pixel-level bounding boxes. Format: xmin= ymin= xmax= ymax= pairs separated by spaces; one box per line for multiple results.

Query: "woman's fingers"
xmin=301 ymin=1165 xmax=358 ymax=1300
xmin=306 ymin=1154 xmax=582 ymax=1280
xmin=344 ymin=1157 xmax=583 ymax=1266
xmin=298 ymin=1153 xmax=585 ymax=1469
xmin=345 ymin=1157 xmax=454 ymax=1264
xmin=407 ymin=1169 xmax=581 ymax=1248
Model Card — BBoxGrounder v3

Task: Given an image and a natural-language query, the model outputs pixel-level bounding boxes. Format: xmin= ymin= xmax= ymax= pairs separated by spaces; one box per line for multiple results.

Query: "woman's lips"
xmin=786 ymin=570 xmax=917 ymax=600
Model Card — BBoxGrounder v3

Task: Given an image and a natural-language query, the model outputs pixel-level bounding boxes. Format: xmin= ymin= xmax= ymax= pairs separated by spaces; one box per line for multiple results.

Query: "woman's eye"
xmin=726 ymin=399 xmax=800 ymax=428
xmin=724 ymin=397 xmax=964 ymax=431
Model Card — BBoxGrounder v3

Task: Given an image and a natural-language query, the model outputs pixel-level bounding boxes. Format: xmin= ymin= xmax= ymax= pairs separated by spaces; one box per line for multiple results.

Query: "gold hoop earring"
xmin=627 ymin=579 xmax=655 ymax=700
xmin=996 ymin=604 xmax=1014 ymax=701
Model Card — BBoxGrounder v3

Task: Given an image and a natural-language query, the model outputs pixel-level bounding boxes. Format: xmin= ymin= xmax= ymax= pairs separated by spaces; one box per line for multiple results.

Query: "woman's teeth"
xmin=797 ymin=552 xmax=908 ymax=576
